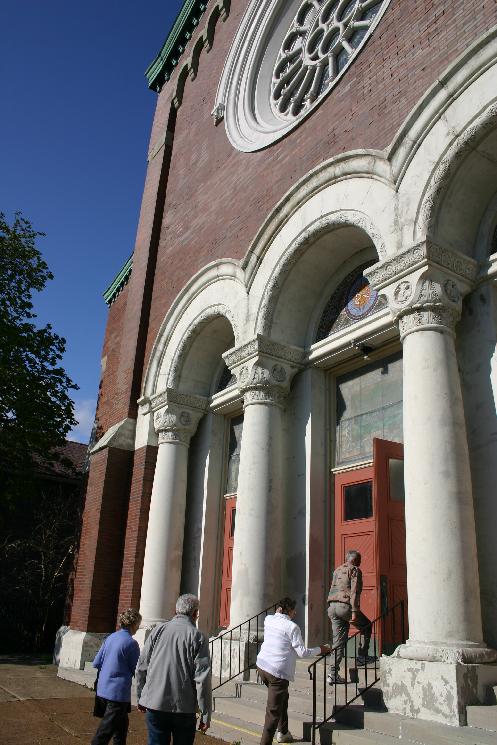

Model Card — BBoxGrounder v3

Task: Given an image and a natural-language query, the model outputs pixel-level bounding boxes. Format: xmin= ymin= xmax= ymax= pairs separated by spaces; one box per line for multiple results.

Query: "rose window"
xmin=272 ymin=0 xmax=389 ymax=119
xmin=216 ymin=0 xmax=391 ymax=151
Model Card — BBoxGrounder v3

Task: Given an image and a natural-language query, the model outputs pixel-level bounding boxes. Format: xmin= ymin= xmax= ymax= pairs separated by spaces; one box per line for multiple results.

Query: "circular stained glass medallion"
xmin=345 ymin=275 xmax=378 ymax=320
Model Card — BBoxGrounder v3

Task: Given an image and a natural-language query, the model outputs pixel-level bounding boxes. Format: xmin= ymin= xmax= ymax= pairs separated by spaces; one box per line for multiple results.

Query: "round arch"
xmin=142 ymin=259 xmax=246 ymax=399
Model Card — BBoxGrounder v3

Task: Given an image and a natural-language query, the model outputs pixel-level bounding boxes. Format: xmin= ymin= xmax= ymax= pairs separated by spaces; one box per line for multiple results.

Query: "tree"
xmin=0 ymin=211 xmax=78 ymax=494
xmin=0 ymin=212 xmax=82 ymax=652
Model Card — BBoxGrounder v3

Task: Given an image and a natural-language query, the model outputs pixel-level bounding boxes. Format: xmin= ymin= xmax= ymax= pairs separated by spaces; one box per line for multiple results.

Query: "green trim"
xmin=146 ymin=0 xmax=208 ymax=91
xmin=103 ymin=255 xmax=133 ymax=306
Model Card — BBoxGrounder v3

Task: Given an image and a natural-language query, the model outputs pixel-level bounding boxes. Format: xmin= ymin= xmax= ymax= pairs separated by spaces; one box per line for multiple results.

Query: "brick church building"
xmin=59 ymin=0 xmax=497 ymax=729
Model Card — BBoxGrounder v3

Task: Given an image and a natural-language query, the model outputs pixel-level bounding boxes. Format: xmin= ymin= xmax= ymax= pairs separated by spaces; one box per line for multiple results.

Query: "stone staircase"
xmin=208 ymin=659 xmax=497 ymax=745
xmin=58 ymin=656 xmax=497 ymax=744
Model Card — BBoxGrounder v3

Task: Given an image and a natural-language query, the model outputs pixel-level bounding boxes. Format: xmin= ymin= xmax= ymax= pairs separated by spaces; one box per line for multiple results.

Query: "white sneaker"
xmin=276 ymin=731 xmax=294 ymax=743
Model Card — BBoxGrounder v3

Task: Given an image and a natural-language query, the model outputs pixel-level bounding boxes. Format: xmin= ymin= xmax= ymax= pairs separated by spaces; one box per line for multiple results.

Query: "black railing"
xmin=308 ymin=600 xmax=406 ymax=745
xmin=210 ymin=602 xmax=277 ymax=691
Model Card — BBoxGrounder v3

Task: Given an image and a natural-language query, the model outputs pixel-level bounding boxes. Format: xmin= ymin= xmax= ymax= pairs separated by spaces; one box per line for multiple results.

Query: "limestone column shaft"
xmin=139 ymin=391 xmax=207 ymax=625
xmin=223 ymin=336 xmax=304 ymax=628
xmin=366 ymin=242 xmax=496 ymax=663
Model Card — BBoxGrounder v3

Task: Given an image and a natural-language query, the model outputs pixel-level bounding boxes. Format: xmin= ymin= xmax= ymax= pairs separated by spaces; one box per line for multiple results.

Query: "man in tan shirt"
xmin=327 ymin=550 xmax=376 ymax=684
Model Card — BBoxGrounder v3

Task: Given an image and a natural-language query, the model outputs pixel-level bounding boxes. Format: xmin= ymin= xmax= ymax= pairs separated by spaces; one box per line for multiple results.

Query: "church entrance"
xmin=334 ymin=438 xmax=406 ymax=625
xmin=333 ymin=352 xmax=407 ymax=637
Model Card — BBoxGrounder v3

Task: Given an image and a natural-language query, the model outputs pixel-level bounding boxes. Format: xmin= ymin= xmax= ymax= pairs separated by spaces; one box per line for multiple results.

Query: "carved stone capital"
xmin=365 ymin=242 xmax=478 ymax=341
xmin=151 ymin=389 xmax=208 ymax=446
xmin=223 ymin=335 xmax=304 ymax=408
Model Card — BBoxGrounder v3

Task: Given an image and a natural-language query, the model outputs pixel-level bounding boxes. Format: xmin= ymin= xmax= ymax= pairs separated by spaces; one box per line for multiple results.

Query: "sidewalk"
xmin=0 ymin=656 xmax=229 ymax=745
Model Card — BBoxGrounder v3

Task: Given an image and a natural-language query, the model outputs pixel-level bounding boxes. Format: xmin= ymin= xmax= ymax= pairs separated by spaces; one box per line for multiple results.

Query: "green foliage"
xmin=0 ymin=211 xmax=78 ymax=492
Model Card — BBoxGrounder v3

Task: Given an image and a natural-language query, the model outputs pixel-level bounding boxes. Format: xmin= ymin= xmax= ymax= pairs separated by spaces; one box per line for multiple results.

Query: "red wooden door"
xmin=334 ymin=439 xmax=407 ymax=648
xmin=219 ymin=495 xmax=236 ymax=628
xmin=334 ymin=465 xmax=378 ymax=623
xmin=373 ymin=438 xmax=407 ymax=643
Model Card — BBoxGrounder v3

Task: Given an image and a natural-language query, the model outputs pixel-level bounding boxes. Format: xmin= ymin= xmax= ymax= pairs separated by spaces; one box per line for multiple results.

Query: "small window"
xmin=230 ymin=508 xmax=236 ymax=537
xmin=344 ymin=481 xmax=373 ymax=521
xmin=389 ymin=458 xmax=405 ymax=501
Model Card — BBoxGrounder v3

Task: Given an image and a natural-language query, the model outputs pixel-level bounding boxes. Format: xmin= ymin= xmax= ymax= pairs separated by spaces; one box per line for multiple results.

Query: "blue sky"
xmin=1 ymin=0 xmax=184 ymax=442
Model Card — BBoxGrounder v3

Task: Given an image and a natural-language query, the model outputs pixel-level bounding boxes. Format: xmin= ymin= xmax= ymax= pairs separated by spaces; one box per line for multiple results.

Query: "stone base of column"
xmin=381 ymin=654 xmax=497 ymax=726
xmin=210 ymin=637 xmax=260 ymax=683
xmin=398 ymin=640 xmax=497 ymax=664
xmin=56 ymin=627 xmax=108 ymax=672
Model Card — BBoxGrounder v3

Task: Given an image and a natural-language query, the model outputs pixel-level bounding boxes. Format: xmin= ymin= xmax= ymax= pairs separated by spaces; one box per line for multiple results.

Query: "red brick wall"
xmin=70 ymin=447 xmax=133 ymax=632
xmin=118 ymin=445 xmax=158 ymax=613
xmin=142 ymin=0 xmax=497 ymax=373
xmin=96 ymin=285 xmax=129 ymax=435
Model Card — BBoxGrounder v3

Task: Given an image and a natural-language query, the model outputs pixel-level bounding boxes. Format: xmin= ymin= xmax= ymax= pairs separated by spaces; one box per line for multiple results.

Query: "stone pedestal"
xmin=138 ymin=390 xmax=207 ymax=626
xmin=381 ymin=655 xmax=497 ymax=726
xmin=366 ymin=242 xmax=497 ymax=724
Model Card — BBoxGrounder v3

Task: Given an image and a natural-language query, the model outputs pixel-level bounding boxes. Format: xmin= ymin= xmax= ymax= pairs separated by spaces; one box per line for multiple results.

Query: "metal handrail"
xmin=307 ymin=599 xmax=406 ymax=745
xmin=209 ymin=602 xmax=278 ymax=691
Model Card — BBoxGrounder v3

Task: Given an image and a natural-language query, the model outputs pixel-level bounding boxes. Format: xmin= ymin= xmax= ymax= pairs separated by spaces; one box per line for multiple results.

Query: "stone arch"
xmin=256 ymin=212 xmax=384 ymax=348
xmin=239 ymin=152 xmax=396 ymax=349
xmin=143 ymin=259 xmax=246 ymax=399
xmin=392 ymin=25 xmax=497 ymax=257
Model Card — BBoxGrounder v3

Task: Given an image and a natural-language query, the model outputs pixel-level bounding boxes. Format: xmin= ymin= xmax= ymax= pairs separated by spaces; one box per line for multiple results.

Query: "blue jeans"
xmin=145 ymin=709 xmax=196 ymax=745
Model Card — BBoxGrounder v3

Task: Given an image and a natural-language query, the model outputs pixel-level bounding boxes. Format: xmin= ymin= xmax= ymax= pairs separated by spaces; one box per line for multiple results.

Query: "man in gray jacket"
xmin=136 ymin=594 xmax=211 ymax=745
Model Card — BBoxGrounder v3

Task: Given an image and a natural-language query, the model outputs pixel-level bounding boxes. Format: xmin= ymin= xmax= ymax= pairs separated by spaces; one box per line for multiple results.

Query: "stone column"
xmin=366 ymin=242 xmax=497 ymax=726
xmin=223 ymin=336 xmax=304 ymax=628
xmin=138 ymin=390 xmax=207 ymax=627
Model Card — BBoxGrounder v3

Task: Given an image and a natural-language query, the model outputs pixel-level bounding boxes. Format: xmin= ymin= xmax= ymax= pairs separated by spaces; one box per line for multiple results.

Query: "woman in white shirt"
xmin=256 ymin=597 xmax=329 ymax=745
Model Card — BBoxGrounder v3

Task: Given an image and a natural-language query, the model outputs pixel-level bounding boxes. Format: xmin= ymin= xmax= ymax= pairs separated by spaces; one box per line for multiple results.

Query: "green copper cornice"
xmin=146 ymin=0 xmax=208 ymax=92
xmin=103 ymin=254 xmax=133 ymax=306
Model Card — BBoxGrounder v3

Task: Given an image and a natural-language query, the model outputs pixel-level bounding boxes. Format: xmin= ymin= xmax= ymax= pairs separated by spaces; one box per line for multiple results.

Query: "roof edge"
xmin=103 ymin=254 xmax=133 ymax=306
xmin=146 ymin=0 xmax=208 ymax=91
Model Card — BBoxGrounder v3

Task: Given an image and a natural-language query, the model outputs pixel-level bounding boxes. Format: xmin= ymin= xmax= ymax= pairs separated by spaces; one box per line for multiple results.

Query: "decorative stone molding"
xmin=90 ymin=417 xmax=136 ymax=454
xmin=258 ymin=210 xmax=387 ymax=336
xmin=151 ymin=389 xmax=208 ymax=446
xmin=417 ymin=101 xmax=497 ymax=238
xmin=167 ymin=304 xmax=239 ymax=391
xmin=365 ymin=241 xmax=477 ymax=290
xmin=365 ymin=242 xmax=478 ymax=340
xmin=223 ymin=335 xmax=304 ymax=408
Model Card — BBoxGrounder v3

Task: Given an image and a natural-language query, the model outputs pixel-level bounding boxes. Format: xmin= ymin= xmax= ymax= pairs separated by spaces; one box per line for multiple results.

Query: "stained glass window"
xmin=316 ymin=262 xmax=386 ymax=342
xmin=336 ymin=353 xmax=403 ymax=465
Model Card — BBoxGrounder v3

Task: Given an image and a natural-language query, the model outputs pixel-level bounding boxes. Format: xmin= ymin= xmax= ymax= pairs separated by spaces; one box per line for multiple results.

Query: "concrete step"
xmin=402 ymin=717 xmax=497 ymax=745
xmin=211 ymin=696 xmax=305 ymax=739
xmin=332 ymin=706 xmax=401 ymax=737
xmin=467 ymin=705 xmax=497 ymax=733
xmin=319 ymin=714 xmax=497 ymax=745
xmin=57 ymin=666 xmax=96 ymax=689
xmin=318 ymin=722 xmax=400 ymax=745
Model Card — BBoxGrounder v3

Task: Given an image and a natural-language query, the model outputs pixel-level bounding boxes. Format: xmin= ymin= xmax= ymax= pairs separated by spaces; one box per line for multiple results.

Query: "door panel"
xmin=333 ymin=438 xmax=407 ymax=652
xmin=373 ymin=438 xmax=407 ymax=647
xmin=220 ymin=496 xmax=236 ymax=628
xmin=334 ymin=466 xmax=378 ymax=625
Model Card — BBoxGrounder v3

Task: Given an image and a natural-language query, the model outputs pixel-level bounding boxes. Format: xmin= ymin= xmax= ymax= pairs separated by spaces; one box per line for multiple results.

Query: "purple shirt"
xmin=93 ymin=628 xmax=140 ymax=702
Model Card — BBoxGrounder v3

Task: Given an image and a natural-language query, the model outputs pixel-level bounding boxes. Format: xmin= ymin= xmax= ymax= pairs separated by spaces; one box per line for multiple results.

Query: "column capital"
xmin=365 ymin=241 xmax=478 ymax=340
xmin=149 ymin=389 xmax=208 ymax=446
xmin=223 ymin=334 xmax=305 ymax=408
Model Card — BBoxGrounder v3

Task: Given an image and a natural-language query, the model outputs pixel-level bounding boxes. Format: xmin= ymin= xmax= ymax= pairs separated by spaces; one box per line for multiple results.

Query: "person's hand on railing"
xmin=319 ymin=644 xmax=331 ymax=656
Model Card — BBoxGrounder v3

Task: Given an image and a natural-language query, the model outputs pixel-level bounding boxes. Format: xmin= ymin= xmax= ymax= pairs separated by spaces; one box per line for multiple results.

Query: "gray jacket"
xmin=136 ymin=615 xmax=212 ymax=725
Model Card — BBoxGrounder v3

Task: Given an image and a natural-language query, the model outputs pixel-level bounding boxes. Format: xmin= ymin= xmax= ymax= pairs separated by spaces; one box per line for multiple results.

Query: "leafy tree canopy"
xmin=0 ymin=211 xmax=78 ymax=494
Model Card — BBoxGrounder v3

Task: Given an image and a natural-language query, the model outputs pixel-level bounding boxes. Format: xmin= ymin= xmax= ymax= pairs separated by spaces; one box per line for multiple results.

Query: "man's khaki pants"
xmin=256 ymin=667 xmax=289 ymax=745
xmin=327 ymin=601 xmax=372 ymax=670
